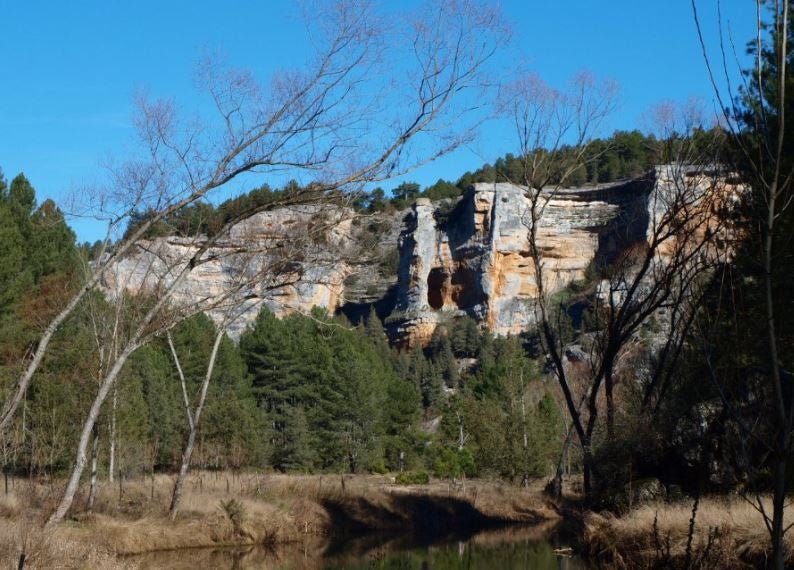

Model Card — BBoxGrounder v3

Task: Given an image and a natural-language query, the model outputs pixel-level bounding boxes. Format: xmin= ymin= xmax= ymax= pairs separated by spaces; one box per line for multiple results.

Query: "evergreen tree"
xmin=450 ymin=317 xmax=481 ymax=357
xmin=381 ymin=374 xmax=422 ymax=471
xmin=29 ymin=199 xmax=77 ymax=283
xmin=127 ymin=344 xmax=183 ymax=470
xmin=407 ymin=344 xmax=443 ymax=412
xmin=429 ymin=327 xmax=459 ymax=388
xmin=0 ymin=199 xmax=26 ymax=312
xmin=276 ymin=405 xmax=316 ymax=472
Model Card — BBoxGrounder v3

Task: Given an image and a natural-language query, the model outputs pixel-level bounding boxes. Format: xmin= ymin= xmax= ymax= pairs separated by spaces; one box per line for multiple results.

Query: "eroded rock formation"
xmin=388 ymin=179 xmax=650 ymax=345
xmin=107 ymin=166 xmax=729 ymax=344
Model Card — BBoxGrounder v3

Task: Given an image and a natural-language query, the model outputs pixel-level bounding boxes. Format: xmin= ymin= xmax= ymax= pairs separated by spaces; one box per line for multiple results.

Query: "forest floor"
xmin=0 ymin=471 xmax=561 ymax=569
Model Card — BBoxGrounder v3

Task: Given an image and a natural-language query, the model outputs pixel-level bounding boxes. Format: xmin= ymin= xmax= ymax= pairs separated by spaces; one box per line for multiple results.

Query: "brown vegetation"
xmin=0 ymin=472 xmax=558 ymax=569
xmin=583 ymin=496 xmax=794 ymax=568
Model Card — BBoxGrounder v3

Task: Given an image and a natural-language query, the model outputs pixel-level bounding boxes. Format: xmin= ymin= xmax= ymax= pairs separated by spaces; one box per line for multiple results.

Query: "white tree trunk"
xmin=108 ymin=387 xmax=117 ymax=483
xmin=87 ymin=424 xmax=100 ymax=511
xmin=168 ymin=332 xmax=194 ymax=431
xmin=169 ymin=330 xmax=224 ymax=519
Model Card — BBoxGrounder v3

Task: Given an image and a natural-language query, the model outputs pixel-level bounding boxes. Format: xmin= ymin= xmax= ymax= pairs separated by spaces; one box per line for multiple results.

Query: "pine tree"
xmin=0 ymin=201 xmax=26 ymax=312
xmin=276 ymin=405 xmax=316 ymax=472
xmin=29 ymin=199 xmax=77 ymax=282
xmin=430 ymin=328 xmax=459 ymax=388
xmin=128 ymin=344 xmax=184 ymax=470
xmin=451 ymin=317 xmax=481 ymax=357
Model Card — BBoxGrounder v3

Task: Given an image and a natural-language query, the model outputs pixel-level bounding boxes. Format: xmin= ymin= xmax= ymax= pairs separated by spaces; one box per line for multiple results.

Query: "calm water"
xmin=133 ymin=526 xmax=586 ymax=569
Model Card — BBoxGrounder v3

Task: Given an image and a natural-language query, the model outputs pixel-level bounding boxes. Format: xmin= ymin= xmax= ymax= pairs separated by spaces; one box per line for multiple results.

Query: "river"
xmin=132 ymin=525 xmax=586 ymax=569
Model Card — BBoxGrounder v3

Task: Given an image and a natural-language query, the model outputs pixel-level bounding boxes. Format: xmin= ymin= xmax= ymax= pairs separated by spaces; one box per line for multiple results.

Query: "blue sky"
xmin=0 ymin=1 xmax=754 ymax=242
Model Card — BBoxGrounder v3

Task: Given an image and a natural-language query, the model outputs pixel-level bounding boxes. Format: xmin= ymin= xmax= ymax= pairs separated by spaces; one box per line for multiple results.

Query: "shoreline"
xmin=2 ymin=472 xmax=787 ymax=568
xmin=1 ymin=472 xmax=562 ymax=568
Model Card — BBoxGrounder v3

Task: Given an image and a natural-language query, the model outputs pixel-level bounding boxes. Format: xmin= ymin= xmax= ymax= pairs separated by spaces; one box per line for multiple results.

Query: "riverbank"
xmin=2 ymin=472 xmax=785 ymax=569
xmin=582 ymin=496 xmax=793 ymax=568
xmin=0 ymin=472 xmax=560 ymax=569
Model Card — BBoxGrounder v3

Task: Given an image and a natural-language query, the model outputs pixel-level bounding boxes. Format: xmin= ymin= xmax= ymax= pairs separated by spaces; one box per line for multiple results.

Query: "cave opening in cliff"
xmin=427 ymin=268 xmax=448 ymax=310
xmin=450 ymin=267 xmax=482 ymax=309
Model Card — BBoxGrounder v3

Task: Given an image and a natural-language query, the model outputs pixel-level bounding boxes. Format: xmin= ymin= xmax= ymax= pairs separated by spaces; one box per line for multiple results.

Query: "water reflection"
xmin=133 ymin=525 xmax=585 ymax=569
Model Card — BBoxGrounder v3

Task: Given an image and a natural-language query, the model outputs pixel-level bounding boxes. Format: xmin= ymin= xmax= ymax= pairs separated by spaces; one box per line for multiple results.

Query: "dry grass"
xmin=584 ymin=496 xmax=793 ymax=568
xmin=0 ymin=518 xmax=136 ymax=570
xmin=0 ymin=472 xmax=558 ymax=569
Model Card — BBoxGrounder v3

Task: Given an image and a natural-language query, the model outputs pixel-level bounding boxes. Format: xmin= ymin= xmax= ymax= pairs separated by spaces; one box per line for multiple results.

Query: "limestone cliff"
xmin=387 ymin=179 xmax=650 ymax=345
xmin=103 ymin=204 xmax=359 ymax=339
xmin=106 ymin=168 xmax=703 ymax=343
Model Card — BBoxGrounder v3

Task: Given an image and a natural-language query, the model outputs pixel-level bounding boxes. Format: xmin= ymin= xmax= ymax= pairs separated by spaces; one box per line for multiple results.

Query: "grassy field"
xmin=0 ymin=472 xmax=558 ymax=569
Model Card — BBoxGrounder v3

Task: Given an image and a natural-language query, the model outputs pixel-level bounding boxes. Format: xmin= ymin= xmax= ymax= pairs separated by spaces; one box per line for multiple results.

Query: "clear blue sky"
xmin=0 ymin=1 xmax=754 ymax=243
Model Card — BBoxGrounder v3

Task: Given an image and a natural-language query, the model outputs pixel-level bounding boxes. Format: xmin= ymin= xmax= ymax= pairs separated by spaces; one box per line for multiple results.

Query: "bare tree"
xmin=164 ymin=240 xmax=268 ymax=519
xmin=166 ymin=327 xmax=225 ymax=519
xmin=499 ymin=71 xmax=615 ymax=496
xmin=0 ymin=0 xmax=504 ymax=445
xmin=80 ymin=259 xmax=128 ymax=511
xmin=501 ymin=73 xmax=734 ymax=498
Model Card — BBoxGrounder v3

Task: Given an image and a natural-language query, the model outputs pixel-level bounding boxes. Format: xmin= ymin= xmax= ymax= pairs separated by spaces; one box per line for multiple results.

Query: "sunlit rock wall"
xmin=103 ymin=204 xmax=356 ymax=339
xmin=106 ymin=167 xmax=734 ymax=345
xmin=388 ymin=179 xmax=651 ymax=346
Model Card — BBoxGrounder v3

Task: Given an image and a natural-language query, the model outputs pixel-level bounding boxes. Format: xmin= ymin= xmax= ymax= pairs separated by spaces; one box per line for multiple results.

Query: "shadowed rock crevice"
xmin=427 ymin=268 xmax=448 ymax=310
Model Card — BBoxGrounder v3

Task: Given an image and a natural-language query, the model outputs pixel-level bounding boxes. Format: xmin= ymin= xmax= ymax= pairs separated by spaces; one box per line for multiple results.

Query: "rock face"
xmin=108 ymin=168 xmax=720 ymax=343
xmin=387 ymin=179 xmax=650 ymax=345
xmin=104 ymin=204 xmax=359 ymax=339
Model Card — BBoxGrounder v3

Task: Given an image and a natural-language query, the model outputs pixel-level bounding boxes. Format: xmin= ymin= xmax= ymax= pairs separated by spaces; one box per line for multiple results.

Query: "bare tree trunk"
xmin=168 ymin=332 xmax=194 ymax=432
xmin=765 ymin=170 xmax=790 ymax=570
xmin=766 ymin=176 xmax=788 ymax=570
xmin=519 ymin=371 xmax=529 ymax=488
xmin=550 ymin=421 xmax=575 ymax=499
xmin=108 ymin=387 xmax=117 ymax=483
xmin=169 ymin=330 xmax=224 ymax=519
xmin=763 ymin=8 xmax=789 ymax=563
xmin=455 ymin=410 xmax=467 ymax=452
xmin=771 ymin=439 xmax=788 ymax=570
xmin=526 ymin=216 xmax=592 ymax=498
xmin=605 ymin=365 xmax=615 ymax=441
xmin=582 ymin=440 xmax=593 ymax=498
xmin=169 ymin=428 xmax=198 ymax=520
xmin=87 ymin=424 xmax=100 ymax=511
